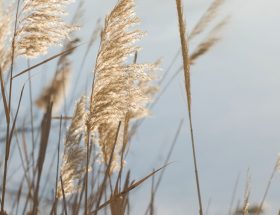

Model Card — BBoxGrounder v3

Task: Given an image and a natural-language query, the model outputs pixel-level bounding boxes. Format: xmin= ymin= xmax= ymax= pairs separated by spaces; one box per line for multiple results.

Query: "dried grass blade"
xmin=1 ymin=84 xmax=24 ymax=213
xmin=7 ymin=85 xmax=25 ymax=155
xmin=12 ymin=44 xmax=83 ymax=79
xmin=50 ymin=116 xmax=63 ymax=215
xmin=175 ymin=1 xmax=203 ymax=215
xmin=32 ymin=103 xmax=53 ymax=214
xmin=144 ymin=120 xmax=183 ymax=215
xmin=91 ymin=164 xmax=171 ymax=214
xmin=60 ymin=176 xmax=68 ymax=215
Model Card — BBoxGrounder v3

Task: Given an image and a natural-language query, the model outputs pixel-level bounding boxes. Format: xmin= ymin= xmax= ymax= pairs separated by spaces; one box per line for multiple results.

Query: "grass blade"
xmin=175 ymin=0 xmax=203 ymax=214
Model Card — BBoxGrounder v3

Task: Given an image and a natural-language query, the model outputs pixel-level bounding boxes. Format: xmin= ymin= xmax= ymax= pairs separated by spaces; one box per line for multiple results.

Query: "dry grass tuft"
xmin=57 ymin=96 xmax=87 ymax=199
xmin=15 ymin=0 xmax=77 ymax=57
xmin=88 ymin=0 xmax=158 ymax=169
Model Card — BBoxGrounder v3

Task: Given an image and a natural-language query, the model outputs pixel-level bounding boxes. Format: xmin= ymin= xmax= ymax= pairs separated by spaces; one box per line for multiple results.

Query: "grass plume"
xmin=15 ymin=0 xmax=77 ymax=57
xmin=56 ymin=96 xmax=87 ymax=199
xmin=88 ymin=0 xmax=158 ymax=169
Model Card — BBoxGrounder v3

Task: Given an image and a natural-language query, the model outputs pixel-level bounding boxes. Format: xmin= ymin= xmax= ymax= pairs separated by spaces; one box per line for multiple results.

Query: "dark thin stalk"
xmin=93 ymin=122 xmax=122 ymax=215
xmin=32 ymin=103 xmax=53 ymax=215
xmin=76 ymin=141 xmax=98 ymax=214
xmin=159 ymin=49 xmax=180 ymax=85
xmin=154 ymin=119 xmax=183 ymax=193
xmin=15 ymin=180 xmax=24 ymax=215
xmin=148 ymin=172 xmax=155 ymax=215
xmin=84 ymin=129 xmax=90 ymax=215
xmin=1 ymin=84 xmax=24 ymax=213
xmin=27 ymin=60 xmax=36 ymax=195
xmin=50 ymin=116 xmax=63 ymax=215
xmin=145 ymin=120 xmax=184 ymax=215
xmin=12 ymin=43 xmax=83 ymax=79
xmin=91 ymin=164 xmax=170 ymax=214
xmin=8 ymin=0 xmax=20 ymax=111
xmin=0 ymin=68 xmax=9 ymax=124
xmin=1 ymin=0 xmax=20 ymax=212
xmin=60 ymin=176 xmax=68 ymax=215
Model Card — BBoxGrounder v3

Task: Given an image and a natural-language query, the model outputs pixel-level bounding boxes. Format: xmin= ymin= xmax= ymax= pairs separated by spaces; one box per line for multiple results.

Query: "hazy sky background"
xmin=84 ymin=1 xmax=280 ymax=214
xmin=6 ymin=0 xmax=280 ymax=214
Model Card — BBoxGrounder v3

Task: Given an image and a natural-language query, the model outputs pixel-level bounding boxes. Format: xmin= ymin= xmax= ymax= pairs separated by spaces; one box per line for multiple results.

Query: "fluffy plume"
xmin=130 ymin=61 xmax=159 ymax=119
xmin=88 ymin=0 xmax=155 ymax=128
xmin=57 ymin=96 xmax=87 ymax=198
xmin=15 ymin=0 xmax=76 ymax=58
xmin=88 ymin=0 xmax=158 ymax=170
xmin=98 ymin=122 xmax=125 ymax=172
xmin=127 ymin=60 xmax=159 ymax=142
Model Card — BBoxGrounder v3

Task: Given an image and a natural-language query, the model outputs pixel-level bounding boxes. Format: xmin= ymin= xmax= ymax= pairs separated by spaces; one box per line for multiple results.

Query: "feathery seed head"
xmin=15 ymin=0 xmax=77 ymax=58
xmin=56 ymin=96 xmax=87 ymax=198
xmin=87 ymin=0 xmax=159 ymax=171
xmin=88 ymin=0 xmax=156 ymax=129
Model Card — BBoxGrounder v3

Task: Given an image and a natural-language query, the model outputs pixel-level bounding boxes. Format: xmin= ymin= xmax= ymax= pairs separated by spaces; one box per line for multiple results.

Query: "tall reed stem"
xmin=175 ymin=0 xmax=203 ymax=214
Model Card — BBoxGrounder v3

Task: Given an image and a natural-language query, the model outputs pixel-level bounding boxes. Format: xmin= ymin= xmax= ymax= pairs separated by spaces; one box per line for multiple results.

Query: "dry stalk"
xmin=175 ymin=0 xmax=203 ymax=214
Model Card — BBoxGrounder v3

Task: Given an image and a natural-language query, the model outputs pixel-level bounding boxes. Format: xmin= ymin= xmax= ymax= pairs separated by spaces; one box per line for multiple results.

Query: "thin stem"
xmin=27 ymin=60 xmax=36 ymax=194
xmin=175 ymin=0 xmax=203 ymax=214
xmin=60 ymin=176 xmax=68 ymax=215
xmin=50 ymin=116 xmax=63 ymax=215
xmin=188 ymin=112 xmax=203 ymax=215
xmin=84 ymin=129 xmax=90 ymax=215
xmin=1 ymin=1 xmax=20 ymax=212
xmin=8 ymin=0 xmax=20 ymax=110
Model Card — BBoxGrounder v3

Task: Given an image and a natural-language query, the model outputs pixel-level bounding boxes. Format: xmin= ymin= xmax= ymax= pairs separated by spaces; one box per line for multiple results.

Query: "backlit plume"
xmin=15 ymin=0 xmax=76 ymax=58
xmin=88 ymin=0 xmax=158 ymax=170
xmin=57 ymin=96 xmax=87 ymax=198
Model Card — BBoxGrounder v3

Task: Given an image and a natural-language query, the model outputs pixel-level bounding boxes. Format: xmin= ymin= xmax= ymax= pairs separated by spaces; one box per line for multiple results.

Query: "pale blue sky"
xmin=5 ymin=0 xmax=280 ymax=214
